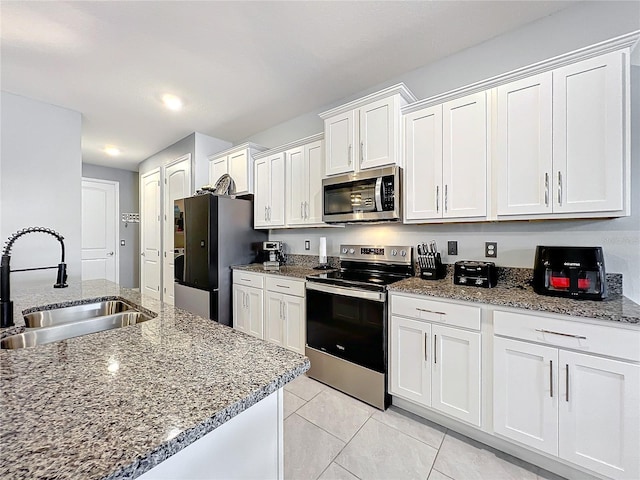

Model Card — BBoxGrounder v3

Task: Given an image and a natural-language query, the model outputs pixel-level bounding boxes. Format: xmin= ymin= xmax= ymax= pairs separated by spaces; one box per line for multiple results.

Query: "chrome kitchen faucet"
xmin=0 ymin=227 xmax=68 ymax=328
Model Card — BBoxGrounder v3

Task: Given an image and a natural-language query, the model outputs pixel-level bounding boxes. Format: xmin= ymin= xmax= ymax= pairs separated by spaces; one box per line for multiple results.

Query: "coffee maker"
xmin=260 ymin=241 xmax=285 ymax=271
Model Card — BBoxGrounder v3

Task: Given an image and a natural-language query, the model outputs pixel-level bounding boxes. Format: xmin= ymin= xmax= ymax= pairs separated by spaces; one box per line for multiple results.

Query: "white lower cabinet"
xmin=493 ymin=310 xmax=640 ymax=480
xmin=389 ymin=294 xmax=482 ymax=427
xmin=233 ymin=271 xmax=305 ymax=354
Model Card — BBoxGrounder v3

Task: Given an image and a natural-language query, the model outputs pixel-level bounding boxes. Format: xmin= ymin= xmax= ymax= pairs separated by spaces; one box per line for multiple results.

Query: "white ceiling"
xmin=1 ymin=1 xmax=577 ymax=171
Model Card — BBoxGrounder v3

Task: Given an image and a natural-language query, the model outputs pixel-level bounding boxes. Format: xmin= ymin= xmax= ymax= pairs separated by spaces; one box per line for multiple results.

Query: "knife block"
xmin=418 ymin=252 xmax=447 ymax=280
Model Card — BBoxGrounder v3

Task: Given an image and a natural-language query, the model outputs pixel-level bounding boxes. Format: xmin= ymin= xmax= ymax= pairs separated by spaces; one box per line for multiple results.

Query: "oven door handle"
xmin=306 ymin=282 xmax=386 ymax=302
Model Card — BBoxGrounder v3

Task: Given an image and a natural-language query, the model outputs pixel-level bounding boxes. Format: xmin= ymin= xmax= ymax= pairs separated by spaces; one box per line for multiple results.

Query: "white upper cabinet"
xmin=208 ymin=143 xmax=267 ymax=195
xmin=496 ymin=72 xmax=553 ymax=216
xmin=403 ymin=92 xmax=487 ymax=222
xmin=285 ymin=136 xmax=325 ymax=227
xmin=552 ymin=51 xmax=625 ymax=214
xmin=320 ymin=84 xmax=416 ymax=176
xmin=254 ymin=152 xmax=285 ymax=229
xmin=496 ymin=51 xmax=627 ymax=218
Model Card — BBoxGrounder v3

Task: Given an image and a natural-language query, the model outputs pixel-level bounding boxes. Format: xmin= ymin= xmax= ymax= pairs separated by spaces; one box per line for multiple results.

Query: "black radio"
xmin=454 ymin=261 xmax=497 ymax=288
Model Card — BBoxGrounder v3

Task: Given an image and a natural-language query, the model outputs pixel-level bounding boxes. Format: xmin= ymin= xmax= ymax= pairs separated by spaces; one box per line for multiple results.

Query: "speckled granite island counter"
xmin=231 ymin=263 xmax=334 ymax=279
xmin=388 ymin=270 xmax=640 ymax=324
xmin=0 ymin=279 xmax=309 ymax=480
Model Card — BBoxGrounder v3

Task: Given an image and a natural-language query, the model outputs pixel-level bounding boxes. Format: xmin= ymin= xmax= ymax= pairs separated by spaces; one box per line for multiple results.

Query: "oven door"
xmin=306 ymin=282 xmax=387 ymax=373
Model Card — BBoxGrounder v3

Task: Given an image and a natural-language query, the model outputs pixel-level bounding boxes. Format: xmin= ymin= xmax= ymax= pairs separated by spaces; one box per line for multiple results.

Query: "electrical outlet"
xmin=485 ymin=242 xmax=497 ymax=258
xmin=304 ymin=240 xmax=310 ymax=251
xmin=120 ymin=240 xmax=125 ymax=246
xmin=448 ymin=241 xmax=458 ymax=256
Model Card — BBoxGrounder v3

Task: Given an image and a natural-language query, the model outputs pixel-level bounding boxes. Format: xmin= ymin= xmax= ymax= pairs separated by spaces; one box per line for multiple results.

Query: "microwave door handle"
xmin=375 ymin=177 xmax=383 ymax=212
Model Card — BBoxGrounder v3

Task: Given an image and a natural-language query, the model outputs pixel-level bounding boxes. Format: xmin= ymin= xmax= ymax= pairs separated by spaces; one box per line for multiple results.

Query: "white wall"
xmin=245 ymin=2 xmax=640 ymax=303
xmin=1 ymin=92 xmax=82 ymax=289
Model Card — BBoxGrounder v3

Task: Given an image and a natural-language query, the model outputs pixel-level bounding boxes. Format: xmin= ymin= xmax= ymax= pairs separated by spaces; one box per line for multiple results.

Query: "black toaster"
xmin=453 ymin=261 xmax=497 ymax=288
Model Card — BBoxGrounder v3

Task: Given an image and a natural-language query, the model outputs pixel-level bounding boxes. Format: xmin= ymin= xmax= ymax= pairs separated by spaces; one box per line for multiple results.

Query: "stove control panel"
xmin=339 ymin=244 xmax=413 ymax=265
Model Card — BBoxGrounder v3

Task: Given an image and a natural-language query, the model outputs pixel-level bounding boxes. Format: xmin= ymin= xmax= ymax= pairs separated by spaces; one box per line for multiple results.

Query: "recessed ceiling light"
xmin=104 ymin=145 xmax=121 ymax=156
xmin=162 ymin=93 xmax=183 ymax=111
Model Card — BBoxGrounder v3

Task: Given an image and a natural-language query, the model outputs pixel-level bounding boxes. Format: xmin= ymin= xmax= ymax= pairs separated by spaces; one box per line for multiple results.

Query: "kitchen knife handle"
xmin=544 ymin=173 xmax=549 ymax=207
xmin=436 ymin=186 xmax=439 ymax=213
xmin=558 ymin=171 xmax=563 ymax=206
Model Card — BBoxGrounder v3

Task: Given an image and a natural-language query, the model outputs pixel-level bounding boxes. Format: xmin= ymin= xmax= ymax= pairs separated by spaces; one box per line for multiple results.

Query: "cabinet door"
xmin=264 ymin=292 xmax=283 ymax=346
xmin=359 ymin=97 xmax=395 ymax=170
xmin=228 ymin=149 xmax=250 ymax=195
xmin=268 ymin=153 xmax=286 ymax=227
xmin=493 ymin=337 xmax=559 ymax=455
xmin=432 ymin=324 xmax=481 ymax=426
xmin=325 ymin=111 xmax=356 ymax=176
xmin=254 ymin=158 xmax=270 ymax=228
xmin=559 ymin=350 xmax=640 ymax=479
xmin=246 ymin=286 xmax=264 ymax=339
xmin=209 ymin=156 xmax=228 ymax=187
xmin=232 ymin=285 xmax=248 ymax=333
xmin=442 ymin=92 xmax=487 ymax=218
xmin=282 ymin=294 xmax=305 ymax=354
xmin=496 ymin=72 xmax=553 ymax=216
xmin=553 ymin=51 xmax=625 ymax=214
xmin=404 ymin=105 xmax=443 ymax=220
xmin=389 ymin=316 xmax=431 ymax=406
xmin=285 ymin=147 xmax=306 ymax=226
xmin=305 ymin=140 xmax=325 ymax=224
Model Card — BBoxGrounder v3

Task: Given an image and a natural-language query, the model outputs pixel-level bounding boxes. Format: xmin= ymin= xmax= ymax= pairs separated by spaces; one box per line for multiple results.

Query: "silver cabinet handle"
xmin=305 ymin=202 xmax=309 ymax=219
xmin=544 ymin=173 xmax=549 ymax=207
xmin=550 ymin=360 xmax=553 ymax=398
xmin=300 ymin=202 xmax=304 ymax=219
xmin=360 ymin=141 xmax=364 ymax=164
xmin=444 ymin=184 xmax=448 ymax=213
xmin=535 ymin=329 xmax=586 ymax=340
xmin=141 ymin=252 xmax=145 ymax=256
xmin=348 ymin=144 xmax=352 ymax=166
xmin=434 ymin=334 xmax=437 ymax=364
xmin=281 ymin=300 xmax=285 ymax=320
xmin=558 ymin=171 xmax=563 ymax=206
xmin=416 ymin=307 xmax=446 ymax=316
xmin=424 ymin=333 xmax=428 ymax=362
xmin=275 ymin=284 xmax=290 ymax=289
xmin=268 ymin=206 xmax=271 ymax=221
xmin=566 ymin=364 xmax=569 ymax=402
xmin=436 ymin=186 xmax=440 ymax=213
xmin=107 ymin=251 xmax=114 ymax=256
xmin=264 ymin=206 xmax=267 ymax=221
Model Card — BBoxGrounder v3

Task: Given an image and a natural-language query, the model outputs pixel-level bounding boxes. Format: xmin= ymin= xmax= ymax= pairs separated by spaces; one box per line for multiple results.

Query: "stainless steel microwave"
xmin=322 ymin=166 xmax=401 ymax=223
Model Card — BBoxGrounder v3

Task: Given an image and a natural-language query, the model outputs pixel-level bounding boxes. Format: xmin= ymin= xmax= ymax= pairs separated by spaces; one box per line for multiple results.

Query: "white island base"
xmin=139 ymin=389 xmax=284 ymax=480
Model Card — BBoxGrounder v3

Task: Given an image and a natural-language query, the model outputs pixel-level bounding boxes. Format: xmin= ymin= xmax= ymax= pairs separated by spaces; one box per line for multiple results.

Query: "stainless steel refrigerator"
xmin=174 ymin=194 xmax=266 ymax=326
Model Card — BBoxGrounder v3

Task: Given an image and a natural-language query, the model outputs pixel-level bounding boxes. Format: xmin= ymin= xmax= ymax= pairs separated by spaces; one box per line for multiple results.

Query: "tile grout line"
xmin=425 ymin=427 xmax=450 ymax=480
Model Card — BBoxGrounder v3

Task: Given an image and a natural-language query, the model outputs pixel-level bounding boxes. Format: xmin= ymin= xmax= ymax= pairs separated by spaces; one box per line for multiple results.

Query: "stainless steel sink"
xmin=23 ymin=300 xmax=135 ymax=328
xmin=1 ymin=311 xmax=153 ymax=349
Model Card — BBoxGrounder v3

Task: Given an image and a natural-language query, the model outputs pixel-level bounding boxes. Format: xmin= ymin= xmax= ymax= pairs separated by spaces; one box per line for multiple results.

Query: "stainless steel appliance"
xmin=322 ymin=166 xmax=401 ymax=223
xmin=305 ymin=244 xmax=414 ymax=409
xmin=533 ymin=246 xmax=607 ymax=300
xmin=174 ymin=194 xmax=267 ymax=325
xmin=259 ymin=240 xmax=285 ymax=270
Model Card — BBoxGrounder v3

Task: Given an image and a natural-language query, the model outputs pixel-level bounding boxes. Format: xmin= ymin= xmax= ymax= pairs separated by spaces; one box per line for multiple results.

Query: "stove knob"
xmin=400 ymin=249 xmax=407 ymax=257
xmin=342 ymin=248 xmax=348 ymax=254
xmin=349 ymin=248 xmax=355 ymax=254
xmin=391 ymin=249 xmax=398 ymax=256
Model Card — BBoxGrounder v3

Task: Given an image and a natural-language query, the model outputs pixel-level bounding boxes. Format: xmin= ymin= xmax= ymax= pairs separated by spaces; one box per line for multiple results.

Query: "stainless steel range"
xmin=305 ymin=244 xmax=414 ymax=409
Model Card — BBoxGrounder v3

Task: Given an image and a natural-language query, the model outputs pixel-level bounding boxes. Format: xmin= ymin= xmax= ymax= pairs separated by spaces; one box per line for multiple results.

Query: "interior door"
xmin=140 ymin=168 xmax=161 ymax=299
xmin=81 ymin=178 xmax=118 ymax=282
xmin=163 ymin=155 xmax=192 ymax=305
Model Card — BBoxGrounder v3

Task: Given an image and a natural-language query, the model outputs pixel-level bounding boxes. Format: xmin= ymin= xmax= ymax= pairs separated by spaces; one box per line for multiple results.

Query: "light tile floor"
xmin=284 ymin=375 xmax=565 ymax=480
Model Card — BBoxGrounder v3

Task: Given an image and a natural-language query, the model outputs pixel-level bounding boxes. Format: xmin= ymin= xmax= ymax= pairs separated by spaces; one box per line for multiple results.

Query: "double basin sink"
xmin=1 ymin=300 xmax=154 ymax=349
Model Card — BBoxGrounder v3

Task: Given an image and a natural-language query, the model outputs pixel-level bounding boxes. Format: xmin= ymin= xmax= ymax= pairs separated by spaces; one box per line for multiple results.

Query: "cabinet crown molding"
xmin=319 ymin=83 xmax=417 ymax=119
xmin=207 ymin=142 xmax=268 ymax=160
xmin=253 ymin=133 xmax=324 ymax=159
xmin=402 ymin=30 xmax=640 ymax=115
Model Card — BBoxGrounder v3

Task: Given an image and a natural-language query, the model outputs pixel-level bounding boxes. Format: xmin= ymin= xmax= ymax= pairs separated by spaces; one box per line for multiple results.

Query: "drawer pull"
xmin=416 ymin=307 xmax=446 ymax=316
xmin=275 ymin=284 xmax=290 ymax=289
xmin=535 ymin=329 xmax=586 ymax=340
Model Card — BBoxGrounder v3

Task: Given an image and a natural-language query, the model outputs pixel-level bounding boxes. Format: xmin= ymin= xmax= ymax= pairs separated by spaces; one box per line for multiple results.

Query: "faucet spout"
xmin=0 ymin=227 xmax=68 ymax=328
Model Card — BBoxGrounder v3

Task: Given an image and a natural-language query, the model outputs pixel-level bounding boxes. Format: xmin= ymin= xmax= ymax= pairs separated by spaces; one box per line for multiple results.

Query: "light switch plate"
xmin=304 ymin=240 xmax=310 ymax=251
xmin=448 ymin=241 xmax=458 ymax=256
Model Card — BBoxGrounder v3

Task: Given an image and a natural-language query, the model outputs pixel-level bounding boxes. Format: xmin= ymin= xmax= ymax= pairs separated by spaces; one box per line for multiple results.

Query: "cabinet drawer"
xmin=494 ymin=310 xmax=640 ymax=362
xmin=265 ymin=276 xmax=305 ymax=297
xmin=391 ymin=294 xmax=481 ymax=331
xmin=233 ymin=271 xmax=264 ymax=289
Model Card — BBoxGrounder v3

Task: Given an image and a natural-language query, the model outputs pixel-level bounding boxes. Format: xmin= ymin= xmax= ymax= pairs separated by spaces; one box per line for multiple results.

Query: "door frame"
xmin=81 ymin=177 xmax=120 ymax=283
xmin=140 ymin=167 xmax=161 ymax=296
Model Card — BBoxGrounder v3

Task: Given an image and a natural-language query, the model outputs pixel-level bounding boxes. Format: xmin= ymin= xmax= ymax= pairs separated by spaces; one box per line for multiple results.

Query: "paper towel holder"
xmin=313 ymin=237 xmax=333 ymax=270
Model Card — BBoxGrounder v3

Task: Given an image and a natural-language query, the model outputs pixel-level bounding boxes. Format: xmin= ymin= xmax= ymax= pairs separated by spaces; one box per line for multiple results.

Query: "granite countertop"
xmin=232 ymin=263 xmax=334 ymax=279
xmin=389 ymin=272 xmax=640 ymax=324
xmin=0 ymin=280 xmax=309 ymax=480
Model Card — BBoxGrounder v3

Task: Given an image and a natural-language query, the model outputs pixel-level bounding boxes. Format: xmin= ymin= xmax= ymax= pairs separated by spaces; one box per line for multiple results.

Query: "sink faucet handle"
xmin=54 ymin=263 xmax=68 ymax=289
